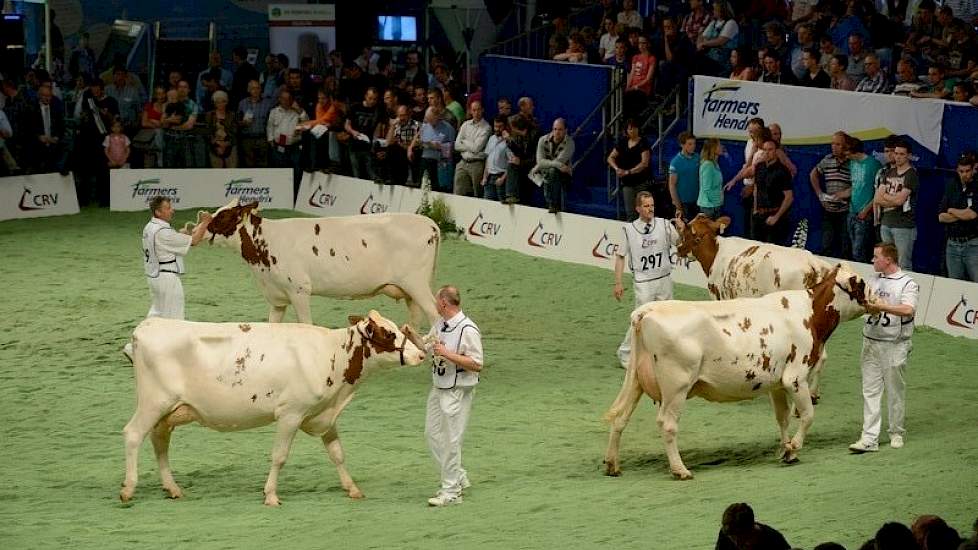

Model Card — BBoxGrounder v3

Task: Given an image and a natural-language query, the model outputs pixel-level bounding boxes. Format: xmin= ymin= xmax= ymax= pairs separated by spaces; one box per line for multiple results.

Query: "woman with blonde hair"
xmin=698 ymin=138 xmax=725 ymax=219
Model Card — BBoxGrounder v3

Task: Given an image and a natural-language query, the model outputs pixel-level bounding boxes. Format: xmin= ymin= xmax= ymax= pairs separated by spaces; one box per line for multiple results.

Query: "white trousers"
xmin=425 ymin=385 xmax=475 ymax=497
xmin=860 ymin=338 xmax=910 ymax=443
xmin=147 ymin=273 xmax=185 ymax=320
xmin=617 ymin=277 xmax=673 ymax=368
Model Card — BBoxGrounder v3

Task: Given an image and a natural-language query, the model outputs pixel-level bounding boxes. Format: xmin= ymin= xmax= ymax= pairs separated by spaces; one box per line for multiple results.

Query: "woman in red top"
xmin=624 ymin=35 xmax=656 ymax=118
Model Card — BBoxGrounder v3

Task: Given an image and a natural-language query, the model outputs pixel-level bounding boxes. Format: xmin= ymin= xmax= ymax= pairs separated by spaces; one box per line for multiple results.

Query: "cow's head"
xmin=204 ymin=198 xmax=262 ymax=247
xmin=829 ymin=262 xmax=875 ymax=322
xmin=676 ymin=214 xmax=730 ymax=276
xmin=342 ymin=311 xmax=426 ymax=384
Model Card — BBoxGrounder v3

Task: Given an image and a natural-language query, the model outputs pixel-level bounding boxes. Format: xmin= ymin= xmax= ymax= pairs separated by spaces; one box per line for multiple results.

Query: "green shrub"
xmin=417 ymin=194 xmax=461 ymax=236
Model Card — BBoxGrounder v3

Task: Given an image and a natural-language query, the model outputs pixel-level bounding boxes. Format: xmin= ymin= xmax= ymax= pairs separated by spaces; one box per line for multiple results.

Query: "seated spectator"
xmin=789 ymin=24 xmax=817 ymax=80
xmin=893 ymin=58 xmax=924 ymax=96
xmin=657 ymin=16 xmax=696 ymax=94
xmin=800 ymin=47 xmax=832 ymax=87
xmin=237 ymin=79 xmax=274 ymax=168
xmin=873 ymin=522 xmax=918 ymax=550
xmin=729 ymin=46 xmax=756 ymax=81
xmin=954 ymin=81 xmax=976 ymax=103
xmin=819 ymin=35 xmax=839 ymax=73
xmin=697 ymin=138 xmax=724 ymax=219
xmin=696 ymin=1 xmax=739 ymax=76
xmin=267 ymin=89 xmax=308 ymax=192
xmin=904 ymin=0 xmax=942 ymax=58
xmin=617 ymin=0 xmax=643 ymax=30
xmin=912 ymin=514 xmax=962 ymax=550
xmin=911 ymin=64 xmax=954 ymax=99
xmin=855 ymin=53 xmax=892 ymax=93
xmin=206 ymin=90 xmax=237 ymax=168
xmin=104 ymin=117 xmax=130 ymax=169
xmin=945 ymin=21 xmax=978 ymax=79
xmin=938 ymin=153 xmax=978 ymax=282
xmin=846 ymin=34 xmax=869 ymax=82
xmin=758 ymin=51 xmax=797 ymax=84
xmin=532 ymin=118 xmax=575 ymax=213
xmin=344 ymin=87 xmax=382 ymax=181
xmin=669 ymin=131 xmax=700 ymax=220
xmin=579 ymin=27 xmax=602 ymax=64
xmin=606 ymin=38 xmax=632 ymax=73
xmin=762 ymin=21 xmax=789 ymax=65
xmin=606 ymin=119 xmax=650 ymax=219
xmin=481 ymin=114 xmax=511 ymax=201
xmin=681 ymin=0 xmax=712 ymax=47
xmin=412 ymin=106 xmax=456 ymax=191
xmin=830 ymin=54 xmax=857 ymax=90
xmin=29 ymin=83 xmax=68 ymax=174
xmin=387 ymin=105 xmax=422 ymax=186
xmin=624 ymin=35 xmax=656 ymax=118
xmin=812 ymin=543 xmax=846 ymax=550
xmin=715 ymin=503 xmax=791 ymax=550
xmin=454 ymin=101 xmax=491 ymax=196
xmin=554 ymin=32 xmax=588 ymax=63
xmin=549 ymin=34 xmax=570 ymax=61
xmin=598 ymin=17 xmax=621 ymax=61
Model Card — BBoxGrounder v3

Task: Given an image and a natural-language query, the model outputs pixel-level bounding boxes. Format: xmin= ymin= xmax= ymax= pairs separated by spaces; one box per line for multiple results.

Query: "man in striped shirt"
xmin=855 ymin=53 xmax=891 ymax=93
xmin=386 ymin=105 xmax=422 ymax=187
xmin=809 ymin=131 xmax=853 ymax=259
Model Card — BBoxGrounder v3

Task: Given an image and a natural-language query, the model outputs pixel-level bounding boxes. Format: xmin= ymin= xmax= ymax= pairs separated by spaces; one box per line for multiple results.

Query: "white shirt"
xmin=142 ymin=218 xmax=192 ymax=277
xmin=618 ymin=218 xmax=680 ymax=282
xmin=454 ymin=118 xmax=492 ymax=161
xmin=41 ymin=104 xmax=51 ymax=137
xmin=863 ymin=270 xmax=918 ymax=341
xmin=599 ymin=32 xmax=618 ymax=60
xmin=427 ymin=311 xmax=483 ymax=389
xmin=266 ymin=105 xmax=309 ymax=146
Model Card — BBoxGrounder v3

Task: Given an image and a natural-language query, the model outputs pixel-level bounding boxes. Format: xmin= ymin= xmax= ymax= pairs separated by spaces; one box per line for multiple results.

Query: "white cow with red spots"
xmin=603 ymin=267 xmax=869 ymax=479
xmin=120 ymin=311 xmax=426 ymax=505
xmin=201 ymin=199 xmax=441 ymax=328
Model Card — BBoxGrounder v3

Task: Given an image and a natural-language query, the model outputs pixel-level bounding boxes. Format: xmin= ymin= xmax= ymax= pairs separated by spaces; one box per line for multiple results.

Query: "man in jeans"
xmin=875 ymin=140 xmax=918 ymax=271
xmin=846 ymin=136 xmax=882 ymax=262
xmin=237 ymin=79 xmax=273 ymax=168
xmin=810 ymin=131 xmax=852 ymax=259
xmin=938 ymin=153 xmax=978 ymax=281
xmin=532 ymin=118 xmax=575 ymax=214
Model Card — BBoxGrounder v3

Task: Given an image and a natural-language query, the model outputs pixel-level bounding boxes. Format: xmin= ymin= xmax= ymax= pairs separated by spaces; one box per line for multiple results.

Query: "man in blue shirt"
xmin=668 ymin=131 xmax=700 ymax=219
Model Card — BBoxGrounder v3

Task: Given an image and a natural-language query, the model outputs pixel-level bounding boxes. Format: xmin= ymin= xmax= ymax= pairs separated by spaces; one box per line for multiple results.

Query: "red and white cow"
xmin=202 ymin=199 xmax=441 ymax=327
xmin=120 ymin=311 xmax=426 ymax=505
xmin=603 ymin=267 xmax=863 ymax=479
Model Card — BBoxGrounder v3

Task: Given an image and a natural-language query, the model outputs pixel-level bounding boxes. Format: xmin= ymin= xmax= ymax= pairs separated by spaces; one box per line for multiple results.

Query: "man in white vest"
xmin=613 ymin=191 xmax=682 ymax=368
xmin=124 ymin=196 xmax=211 ymax=360
xmin=849 ymin=242 xmax=919 ymax=453
xmin=424 ymin=285 xmax=483 ymax=506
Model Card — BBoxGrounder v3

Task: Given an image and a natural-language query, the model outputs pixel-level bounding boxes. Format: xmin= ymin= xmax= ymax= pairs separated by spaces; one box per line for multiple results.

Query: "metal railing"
xmin=485 ymin=4 xmax=602 ymax=60
xmin=646 ymin=87 xmax=685 ymax=175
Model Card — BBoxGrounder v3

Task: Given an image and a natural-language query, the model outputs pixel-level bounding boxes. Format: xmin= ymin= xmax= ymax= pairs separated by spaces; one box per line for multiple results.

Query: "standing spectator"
xmin=613 ymin=191 xmax=682 ymax=368
xmin=681 ymin=0 xmax=712 ymax=45
xmin=669 ymin=132 xmax=700 ymax=220
xmin=696 ymin=1 xmax=739 ymax=76
xmin=29 ymin=83 xmax=67 ymax=174
xmin=855 ymin=53 xmax=892 ymax=93
xmin=789 ymin=24 xmax=817 ymax=80
xmin=196 ymin=51 xmax=232 ymax=107
xmin=938 ymin=153 xmax=978 ymax=281
xmin=657 ymin=16 xmax=696 ymax=94
xmin=76 ymin=78 xmax=118 ymax=206
xmin=509 ymin=97 xmax=538 ymax=139
xmin=106 ymin=66 xmax=146 ymax=133
xmin=716 ymin=503 xmax=791 ymax=550
xmin=495 ymin=97 xmax=512 ymax=119
xmin=453 ymin=101 xmax=491 ymax=196
xmin=398 ymin=50 xmax=429 ymax=90
xmin=355 ymin=45 xmax=380 ymax=75
xmin=297 ymin=89 xmax=340 ymax=173
xmin=69 ymin=33 xmax=97 ymax=81
xmin=767 ymin=123 xmax=797 ymax=177
xmin=344 ymin=87 xmax=383 ymax=181
xmin=197 ymin=69 xmax=227 ymax=114
xmin=617 ymin=0 xmax=643 ymax=30
xmin=875 ymin=139 xmax=918 ymax=271
xmin=412 ymin=107 xmax=456 ymax=191
xmin=386 ymin=105 xmax=422 ymax=186
xmin=161 ymin=80 xmax=202 ymax=168
xmin=260 ymin=54 xmax=281 ymax=99
xmin=230 ymin=46 xmax=259 ymax=108
xmin=424 ymin=285 xmax=483 ymax=508
xmin=624 ymin=35 xmax=656 ymax=118
xmin=533 ymin=118 xmax=575 ymax=214
xmin=607 ymin=119 xmax=650 ymax=220
xmin=753 ymin=137 xmax=794 ymax=245
xmin=910 ymin=64 xmax=953 ymax=99
xmin=698 ymin=138 xmax=725 ymax=219
xmin=725 ymin=118 xmax=767 ymax=239
xmin=137 ymin=85 xmax=167 ymax=168
xmin=849 ymin=242 xmax=918 ymax=453
xmin=443 ymin=83 xmax=466 ymax=127
xmin=800 ymin=47 xmax=831 ymax=88
xmin=412 ymin=87 xmax=429 ymax=122
xmin=0 ymin=110 xmax=14 ymax=176
xmin=206 ymin=90 xmax=237 ymax=168
xmin=1 ymin=79 xmax=31 ymax=169
xmin=504 ymin=115 xmax=534 ymax=204
xmin=104 ymin=117 xmax=131 ymax=169
xmin=605 ymin=38 xmax=632 ymax=73
xmin=762 ymin=22 xmax=790 ymax=64
xmin=598 ymin=18 xmax=620 ymax=61
xmin=267 ymin=89 xmax=308 ymax=193
xmin=810 ymin=131 xmax=853 ymax=258
xmin=480 ymin=115 xmax=510 ymax=201
xmin=847 ymin=136 xmax=883 ymax=263
xmin=237 ymin=79 xmax=274 ymax=168
xmin=428 ymin=88 xmax=458 ymax=129
xmin=729 ymin=46 xmax=756 ymax=80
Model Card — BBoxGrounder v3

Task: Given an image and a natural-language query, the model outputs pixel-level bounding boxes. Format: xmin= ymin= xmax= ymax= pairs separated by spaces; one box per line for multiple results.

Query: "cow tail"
xmin=604 ymin=314 xmax=646 ymax=423
xmin=430 ymin=220 xmax=441 ymax=288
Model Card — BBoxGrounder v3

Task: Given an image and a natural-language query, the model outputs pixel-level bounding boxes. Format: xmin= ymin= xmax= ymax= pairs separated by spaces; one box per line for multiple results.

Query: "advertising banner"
xmin=109 ymin=169 xmax=294 ymax=211
xmin=294 ymin=172 xmax=403 ymax=217
xmin=691 ymin=76 xmax=944 ymax=153
xmin=924 ymin=277 xmax=978 ymax=339
xmin=0 ymin=173 xmax=80 ymax=221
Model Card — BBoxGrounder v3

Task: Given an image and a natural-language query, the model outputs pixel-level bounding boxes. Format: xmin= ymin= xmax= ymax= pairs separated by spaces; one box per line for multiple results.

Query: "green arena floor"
xmin=0 ymin=208 xmax=975 ymax=549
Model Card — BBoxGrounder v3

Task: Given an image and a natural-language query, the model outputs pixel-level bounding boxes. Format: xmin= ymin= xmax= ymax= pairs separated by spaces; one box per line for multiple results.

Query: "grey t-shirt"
xmin=880 ymin=166 xmax=918 ymax=228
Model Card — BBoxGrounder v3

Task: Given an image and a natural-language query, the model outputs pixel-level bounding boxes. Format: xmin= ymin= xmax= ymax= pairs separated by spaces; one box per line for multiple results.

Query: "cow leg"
xmin=263 ymin=415 xmax=303 ymax=506
xmin=120 ymin=403 xmax=171 ymax=502
xmin=602 ymin=364 xmax=645 ymax=477
xmin=656 ymin=383 xmax=693 ymax=480
xmin=290 ymin=293 xmax=313 ymax=325
xmin=150 ymin=421 xmax=182 ymax=499
xmin=268 ymin=304 xmax=288 ymax=323
xmin=784 ymin=375 xmax=816 ymax=463
xmin=321 ymin=426 xmax=364 ymax=499
xmin=398 ymin=283 xmax=439 ymax=329
xmin=769 ymin=389 xmax=793 ymax=461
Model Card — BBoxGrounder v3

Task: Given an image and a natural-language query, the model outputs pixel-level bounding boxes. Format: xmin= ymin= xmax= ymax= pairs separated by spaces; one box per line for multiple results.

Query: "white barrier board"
xmin=0 ymin=173 xmax=80 ymax=221
xmin=110 ymin=168 xmax=294 ymax=211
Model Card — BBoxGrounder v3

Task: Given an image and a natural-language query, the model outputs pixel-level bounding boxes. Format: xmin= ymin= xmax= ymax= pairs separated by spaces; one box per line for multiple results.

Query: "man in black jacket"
xmin=29 ymin=83 xmax=68 ymax=174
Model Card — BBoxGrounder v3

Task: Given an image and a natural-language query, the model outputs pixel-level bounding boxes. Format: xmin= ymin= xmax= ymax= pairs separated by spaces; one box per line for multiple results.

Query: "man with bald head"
xmin=386 ymin=104 xmax=422 ymax=186
xmin=533 ymin=118 xmax=575 ymax=213
xmin=453 ymin=101 xmax=491 ymax=196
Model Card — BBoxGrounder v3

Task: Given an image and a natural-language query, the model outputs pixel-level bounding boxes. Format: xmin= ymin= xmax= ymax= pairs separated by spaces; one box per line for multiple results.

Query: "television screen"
xmin=378 ymin=15 xmax=417 ymax=42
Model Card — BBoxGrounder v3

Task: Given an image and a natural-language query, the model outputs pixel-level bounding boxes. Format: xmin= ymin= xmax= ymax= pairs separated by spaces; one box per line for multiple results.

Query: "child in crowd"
xmin=104 ymin=118 xmax=131 ymax=168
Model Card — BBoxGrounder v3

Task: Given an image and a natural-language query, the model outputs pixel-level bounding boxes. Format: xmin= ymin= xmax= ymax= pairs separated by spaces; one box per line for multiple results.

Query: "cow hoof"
xmin=119 ymin=487 xmax=135 ymax=502
xmin=163 ymin=485 xmax=183 ymax=499
xmin=671 ymin=470 xmax=694 ymax=480
xmin=603 ymin=460 xmax=621 ymax=477
xmin=348 ymin=488 xmax=365 ymax=499
xmin=264 ymin=494 xmax=282 ymax=507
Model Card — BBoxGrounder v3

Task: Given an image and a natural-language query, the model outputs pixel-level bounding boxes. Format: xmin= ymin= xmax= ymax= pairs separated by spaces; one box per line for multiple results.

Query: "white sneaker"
xmin=848 ymin=439 xmax=879 ymax=453
xmin=427 ymin=493 xmax=462 ymax=507
xmin=889 ymin=435 xmax=904 ymax=449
